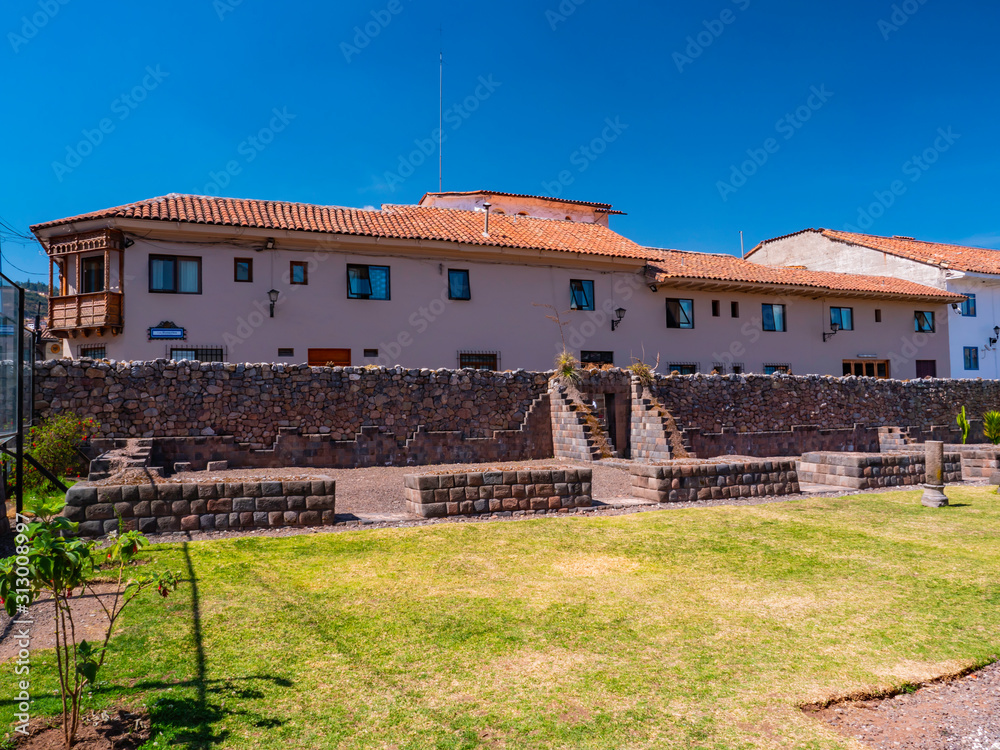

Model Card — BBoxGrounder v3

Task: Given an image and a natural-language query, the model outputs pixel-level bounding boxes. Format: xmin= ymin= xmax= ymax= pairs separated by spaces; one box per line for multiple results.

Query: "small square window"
xmin=458 ymin=351 xmax=499 ymax=370
xmin=666 ymin=299 xmax=694 ymax=329
xmin=79 ymin=345 xmax=106 ymax=359
xmin=278 ymin=348 xmax=294 ymax=357
xmin=960 ymin=294 xmax=976 ymax=317
xmin=581 ymin=351 xmax=614 ymax=365
xmin=669 ymin=363 xmax=699 ymax=375
xmin=830 ymin=307 xmax=854 ymax=331
xmin=448 ymin=269 xmax=471 ymax=300
xmin=364 ymin=349 xmax=379 ymax=358
xmin=915 ymin=311 xmax=935 ymax=332
xmin=731 ymin=301 xmax=740 ymax=318
xmin=235 ymin=258 xmax=253 ymax=283
xmin=762 ymin=304 xmax=786 ymax=332
xmin=711 ymin=300 xmax=720 ymax=317
xmin=964 ymin=346 xmax=980 ymax=371
xmin=764 ymin=363 xmax=790 ymax=375
xmin=570 ymin=279 xmax=595 ymax=310
xmin=290 ymin=261 xmax=308 ymax=285
xmin=731 ymin=363 xmax=744 ymax=375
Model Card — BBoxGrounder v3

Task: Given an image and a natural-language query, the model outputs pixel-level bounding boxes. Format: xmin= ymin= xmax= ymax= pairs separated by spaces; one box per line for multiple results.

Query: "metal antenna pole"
xmin=14 ymin=284 xmax=24 ymax=516
xmin=439 ymin=28 xmax=443 ymax=192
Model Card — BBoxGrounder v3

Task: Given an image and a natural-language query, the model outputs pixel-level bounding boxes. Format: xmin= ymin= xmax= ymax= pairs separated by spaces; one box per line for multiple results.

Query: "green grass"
xmin=3 ymin=487 xmax=1000 ymax=749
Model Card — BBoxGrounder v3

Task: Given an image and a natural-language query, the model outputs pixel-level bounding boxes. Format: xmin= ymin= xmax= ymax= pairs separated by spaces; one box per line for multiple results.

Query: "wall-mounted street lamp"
xmin=611 ymin=307 xmax=627 ymax=331
xmin=648 ymin=283 xmax=658 ymax=293
xmin=268 ymin=288 xmax=280 ymax=318
xmin=989 ymin=325 xmax=1000 ymax=349
xmin=823 ymin=321 xmax=841 ymax=342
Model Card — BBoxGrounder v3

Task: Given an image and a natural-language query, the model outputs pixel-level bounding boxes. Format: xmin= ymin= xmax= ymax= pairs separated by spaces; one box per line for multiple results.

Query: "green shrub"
xmin=2 ymin=413 xmax=95 ymax=493
xmin=957 ymin=406 xmax=971 ymax=444
xmin=554 ymin=351 xmax=580 ymax=382
xmin=983 ymin=411 xmax=1000 ymax=445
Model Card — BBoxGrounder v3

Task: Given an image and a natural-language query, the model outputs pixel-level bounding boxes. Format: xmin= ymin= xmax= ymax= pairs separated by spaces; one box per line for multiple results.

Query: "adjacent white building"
xmin=748 ymin=229 xmax=1000 ymax=379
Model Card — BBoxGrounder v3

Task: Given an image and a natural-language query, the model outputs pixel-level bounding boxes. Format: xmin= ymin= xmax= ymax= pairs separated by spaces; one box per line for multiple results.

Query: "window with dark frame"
xmin=665 ymin=298 xmax=694 ymax=329
xmin=875 ymin=309 xmax=882 ymax=323
xmin=843 ymin=359 xmax=891 ymax=379
xmin=762 ymin=304 xmax=786 ymax=332
xmin=79 ymin=345 xmax=106 ymax=359
xmin=278 ymin=348 xmax=295 ymax=357
xmin=915 ymin=311 xmax=935 ymax=332
xmin=669 ymin=363 xmax=698 ymax=375
xmin=711 ymin=300 xmax=720 ymax=317
xmin=290 ymin=261 xmax=308 ymax=285
xmin=234 ymin=258 xmax=253 ymax=282
xmin=347 ymin=264 xmax=390 ymax=299
xmin=964 ymin=346 xmax=980 ymax=371
xmin=569 ymin=279 xmax=595 ymax=310
xmin=581 ymin=351 xmax=614 ymax=365
xmin=170 ymin=346 xmax=225 ymax=362
xmin=458 ymin=351 xmax=499 ymax=370
xmin=149 ymin=255 xmax=202 ymax=294
xmin=448 ymin=269 xmax=471 ymax=300
xmin=82 ymin=257 xmax=105 ymax=294
xmin=830 ymin=306 xmax=854 ymax=331
xmin=763 ymin=363 xmax=790 ymax=375
xmin=731 ymin=301 xmax=740 ymax=318
xmin=731 ymin=363 xmax=744 ymax=374
xmin=961 ymin=294 xmax=977 ymax=317
xmin=364 ymin=349 xmax=379 ymax=358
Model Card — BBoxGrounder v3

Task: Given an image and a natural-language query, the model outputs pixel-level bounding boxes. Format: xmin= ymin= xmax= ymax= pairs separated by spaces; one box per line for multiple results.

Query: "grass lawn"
xmin=2 ymin=486 xmax=999 ymax=749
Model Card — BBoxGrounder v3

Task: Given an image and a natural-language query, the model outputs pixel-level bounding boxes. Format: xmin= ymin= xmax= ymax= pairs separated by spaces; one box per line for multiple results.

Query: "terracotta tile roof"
xmin=645 ymin=249 xmax=964 ymax=302
xmin=30 ymin=194 xmax=649 ymax=259
xmin=749 ymin=228 xmax=1000 ymax=274
xmin=420 ymin=190 xmax=618 ymax=210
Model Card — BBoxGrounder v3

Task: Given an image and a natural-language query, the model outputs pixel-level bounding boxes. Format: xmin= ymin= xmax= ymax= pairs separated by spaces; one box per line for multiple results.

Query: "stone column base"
xmin=921 ymin=484 xmax=949 ymax=507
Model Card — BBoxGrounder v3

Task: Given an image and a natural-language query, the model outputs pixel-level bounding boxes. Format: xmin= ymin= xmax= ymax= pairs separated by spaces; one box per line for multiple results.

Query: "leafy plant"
xmin=957 ymin=406 xmax=971 ymax=445
xmin=983 ymin=410 xmax=1000 ymax=445
xmin=0 ymin=502 xmax=178 ymax=748
xmin=2 ymin=413 xmax=95 ymax=494
xmin=554 ymin=351 xmax=580 ymax=383
xmin=628 ymin=353 xmax=660 ymax=386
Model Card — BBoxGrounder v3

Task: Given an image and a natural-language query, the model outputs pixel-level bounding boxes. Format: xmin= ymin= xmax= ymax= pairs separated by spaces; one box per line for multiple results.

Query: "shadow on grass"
xmin=137 ymin=542 xmax=292 ymax=748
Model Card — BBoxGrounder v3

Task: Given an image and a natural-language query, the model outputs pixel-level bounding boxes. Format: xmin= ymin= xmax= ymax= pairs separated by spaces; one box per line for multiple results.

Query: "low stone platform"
xmin=942 ymin=445 xmax=1000 ymax=479
xmin=403 ymin=468 xmax=593 ymax=518
xmin=629 ymin=459 xmax=799 ymax=503
xmin=62 ymin=477 xmax=336 ymax=537
xmin=797 ymin=451 xmax=962 ymax=490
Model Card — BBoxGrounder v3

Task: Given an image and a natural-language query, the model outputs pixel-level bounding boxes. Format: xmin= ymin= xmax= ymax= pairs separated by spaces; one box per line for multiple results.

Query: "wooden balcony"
xmin=49 ymin=292 xmax=123 ymax=338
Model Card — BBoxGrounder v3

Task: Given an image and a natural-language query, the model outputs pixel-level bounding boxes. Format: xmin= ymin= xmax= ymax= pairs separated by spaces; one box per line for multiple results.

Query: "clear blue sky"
xmin=2 ymin=0 xmax=999 ymax=282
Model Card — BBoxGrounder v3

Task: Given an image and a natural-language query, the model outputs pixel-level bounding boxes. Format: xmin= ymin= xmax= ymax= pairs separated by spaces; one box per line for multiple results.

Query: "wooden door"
xmin=308 ymin=348 xmax=351 ymax=367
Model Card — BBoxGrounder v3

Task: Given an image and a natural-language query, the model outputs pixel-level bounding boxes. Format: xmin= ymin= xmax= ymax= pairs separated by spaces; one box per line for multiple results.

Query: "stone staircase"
xmin=629 ymin=381 xmax=691 ymax=461
xmin=549 ymin=383 xmax=612 ymax=462
xmin=878 ymin=427 xmax=913 ymax=452
xmin=88 ymin=438 xmax=156 ymax=481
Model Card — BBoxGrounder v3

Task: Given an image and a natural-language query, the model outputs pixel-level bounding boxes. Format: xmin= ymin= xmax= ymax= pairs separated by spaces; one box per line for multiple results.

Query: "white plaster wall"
xmin=419 ymin=193 xmax=607 ymax=225
xmin=62 ymin=238 xmax=950 ymax=378
xmin=944 ymin=276 xmax=1000 ymax=379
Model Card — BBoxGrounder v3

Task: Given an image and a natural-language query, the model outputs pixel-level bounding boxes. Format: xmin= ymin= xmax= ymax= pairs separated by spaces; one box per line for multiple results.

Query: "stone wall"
xmin=629 ymin=459 xmax=799 ymax=503
xmin=403 ymin=467 xmax=593 ymax=518
xmin=36 ymin=360 xmax=550 ymax=445
xmin=62 ymin=477 xmax=336 ymax=537
xmin=796 ymin=451 xmax=963 ymax=490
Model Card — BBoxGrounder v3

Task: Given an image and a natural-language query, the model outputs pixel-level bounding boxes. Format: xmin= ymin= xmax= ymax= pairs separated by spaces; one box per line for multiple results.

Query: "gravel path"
xmin=811 ymin=660 xmax=1000 ymax=749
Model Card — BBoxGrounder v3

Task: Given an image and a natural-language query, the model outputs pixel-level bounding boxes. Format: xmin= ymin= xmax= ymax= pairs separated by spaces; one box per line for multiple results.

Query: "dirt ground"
xmin=173 ymin=458 xmax=636 ymax=515
xmin=809 ymin=660 xmax=1000 ymax=749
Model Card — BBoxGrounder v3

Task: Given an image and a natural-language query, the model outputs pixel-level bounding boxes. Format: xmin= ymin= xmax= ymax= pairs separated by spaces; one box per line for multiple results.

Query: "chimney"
xmin=482 ymin=201 xmax=492 ymax=237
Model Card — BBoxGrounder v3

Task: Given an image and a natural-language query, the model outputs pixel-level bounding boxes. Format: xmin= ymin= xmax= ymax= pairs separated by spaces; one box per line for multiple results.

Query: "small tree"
xmin=0 ymin=498 xmax=178 ymax=748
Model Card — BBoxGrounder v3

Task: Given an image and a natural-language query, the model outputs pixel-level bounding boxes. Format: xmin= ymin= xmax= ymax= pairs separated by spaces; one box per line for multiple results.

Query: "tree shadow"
xmin=137 ymin=542 xmax=292 ymax=748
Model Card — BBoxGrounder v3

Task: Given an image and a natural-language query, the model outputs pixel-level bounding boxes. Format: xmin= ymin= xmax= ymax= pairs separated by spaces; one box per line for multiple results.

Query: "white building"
xmin=29 ymin=193 xmax=961 ymax=377
xmin=747 ymin=229 xmax=1000 ymax=379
